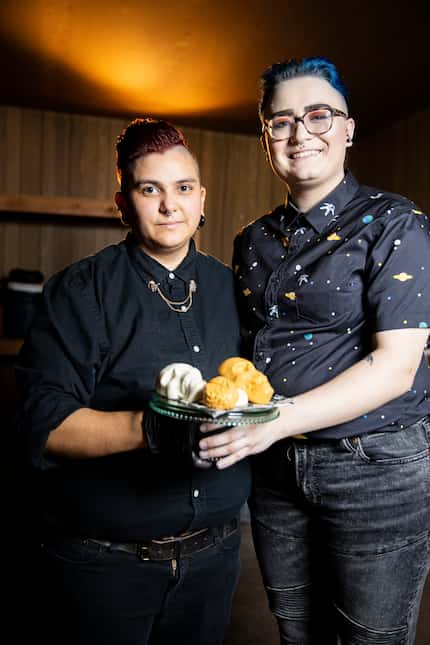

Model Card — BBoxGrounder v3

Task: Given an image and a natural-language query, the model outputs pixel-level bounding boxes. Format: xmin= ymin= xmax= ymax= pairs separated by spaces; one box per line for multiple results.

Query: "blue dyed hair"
xmin=259 ymin=56 xmax=349 ymax=121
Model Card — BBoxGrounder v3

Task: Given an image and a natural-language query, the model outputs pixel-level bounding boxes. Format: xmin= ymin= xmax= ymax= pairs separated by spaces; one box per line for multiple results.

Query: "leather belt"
xmin=87 ymin=518 xmax=239 ymax=561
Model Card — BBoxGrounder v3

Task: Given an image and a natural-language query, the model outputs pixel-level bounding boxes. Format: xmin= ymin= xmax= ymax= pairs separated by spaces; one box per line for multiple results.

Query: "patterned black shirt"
xmin=233 ymin=172 xmax=430 ymax=439
xmin=15 ymin=235 xmax=250 ymax=539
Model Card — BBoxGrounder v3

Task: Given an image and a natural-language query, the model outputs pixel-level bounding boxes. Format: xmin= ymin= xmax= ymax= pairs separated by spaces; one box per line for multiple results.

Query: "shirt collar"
xmin=125 ymin=233 xmax=197 ymax=283
xmin=285 ymin=171 xmax=360 ymax=234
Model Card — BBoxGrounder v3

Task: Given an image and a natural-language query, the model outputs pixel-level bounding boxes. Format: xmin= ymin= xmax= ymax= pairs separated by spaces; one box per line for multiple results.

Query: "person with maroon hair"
xmin=15 ymin=117 xmax=250 ymax=645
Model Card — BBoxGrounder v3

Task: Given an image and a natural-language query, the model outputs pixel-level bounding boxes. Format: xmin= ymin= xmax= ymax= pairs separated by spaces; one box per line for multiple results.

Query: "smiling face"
xmin=264 ymin=76 xmax=355 ymax=209
xmin=115 ymin=145 xmax=206 ymax=269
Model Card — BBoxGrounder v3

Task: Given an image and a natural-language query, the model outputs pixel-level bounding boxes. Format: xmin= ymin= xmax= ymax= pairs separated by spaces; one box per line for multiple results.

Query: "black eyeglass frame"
xmin=263 ymin=105 xmax=348 ymax=141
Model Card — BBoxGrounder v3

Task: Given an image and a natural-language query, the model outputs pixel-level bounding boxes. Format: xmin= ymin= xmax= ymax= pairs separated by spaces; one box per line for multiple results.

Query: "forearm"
xmin=199 ymin=329 xmax=428 ymax=468
xmin=46 ymin=408 xmax=145 ymax=459
xmin=273 ymin=348 xmax=415 ymax=439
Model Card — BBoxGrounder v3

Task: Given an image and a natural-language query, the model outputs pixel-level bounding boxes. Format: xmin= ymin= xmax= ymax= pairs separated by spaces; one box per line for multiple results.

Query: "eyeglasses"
xmin=263 ymin=105 xmax=348 ymax=141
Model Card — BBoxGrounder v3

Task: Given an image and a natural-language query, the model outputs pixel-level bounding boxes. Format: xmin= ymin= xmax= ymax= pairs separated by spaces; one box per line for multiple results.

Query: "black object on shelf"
xmin=3 ymin=268 xmax=44 ymax=338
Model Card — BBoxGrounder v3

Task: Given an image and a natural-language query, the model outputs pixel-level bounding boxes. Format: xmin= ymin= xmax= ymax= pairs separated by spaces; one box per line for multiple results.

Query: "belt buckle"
xmin=144 ymin=538 xmax=179 ymax=561
xmin=136 ymin=543 xmax=151 ymax=561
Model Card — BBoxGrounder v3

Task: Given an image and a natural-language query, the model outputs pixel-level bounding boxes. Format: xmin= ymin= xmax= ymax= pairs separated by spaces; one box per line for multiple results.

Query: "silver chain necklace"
xmin=147 ymin=279 xmax=197 ymax=313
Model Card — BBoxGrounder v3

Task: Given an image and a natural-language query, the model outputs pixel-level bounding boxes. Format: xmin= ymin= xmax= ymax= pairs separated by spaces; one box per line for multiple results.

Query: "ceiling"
xmin=0 ymin=0 xmax=429 ymax=142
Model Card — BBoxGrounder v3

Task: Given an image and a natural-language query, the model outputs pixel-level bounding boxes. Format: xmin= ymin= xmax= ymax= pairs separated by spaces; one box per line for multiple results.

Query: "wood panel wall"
xmin=0 ymin=106 xmax=284 ymax=281
xmin=2 ymin=103 xmax=429 ymax=286
xmin=349 ymin=108 xmax=430 ymax=213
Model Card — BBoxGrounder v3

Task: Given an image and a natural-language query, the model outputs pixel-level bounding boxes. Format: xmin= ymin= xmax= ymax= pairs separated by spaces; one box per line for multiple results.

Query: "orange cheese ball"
xmin=218 ymin=357 xmax=255 ymax=380
xmin=202 ymin=375 xmax=240 ymax=410
xmin=218 ymin=357 xmax=274 ymax=404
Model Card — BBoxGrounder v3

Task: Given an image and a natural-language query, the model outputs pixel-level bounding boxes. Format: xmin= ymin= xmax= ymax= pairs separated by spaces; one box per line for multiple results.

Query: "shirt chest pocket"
xmin=294 ymin=288 xmax=357 ymax=325
xmin=278 ymin=255 xmax=361 ymax=326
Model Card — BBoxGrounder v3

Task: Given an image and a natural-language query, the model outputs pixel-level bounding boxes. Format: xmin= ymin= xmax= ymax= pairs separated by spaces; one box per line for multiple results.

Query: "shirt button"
xmin=168 ymin=272 xmax=175 ymax=279
xmin=193 ymin=489 xmax=200 ymax=498
xmin=193 ymin=345 xmax=200 ymax=353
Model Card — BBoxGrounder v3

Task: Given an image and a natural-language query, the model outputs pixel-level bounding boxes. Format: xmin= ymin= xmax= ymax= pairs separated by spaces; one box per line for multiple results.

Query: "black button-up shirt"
xmin=233 ymin=172 xmax=430 ymax=439
xmin=15 ymin=235 xmax=250 ymax=540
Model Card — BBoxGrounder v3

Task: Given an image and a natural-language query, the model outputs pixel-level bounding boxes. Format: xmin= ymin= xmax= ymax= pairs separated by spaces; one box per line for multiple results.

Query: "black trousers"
xmin=36 ymin=529 xmax=241 ymax=645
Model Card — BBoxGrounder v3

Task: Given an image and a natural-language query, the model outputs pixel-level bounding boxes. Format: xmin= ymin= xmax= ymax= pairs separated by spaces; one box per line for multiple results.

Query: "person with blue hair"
xmin=199 ymin=56 xmax=430 ymax=643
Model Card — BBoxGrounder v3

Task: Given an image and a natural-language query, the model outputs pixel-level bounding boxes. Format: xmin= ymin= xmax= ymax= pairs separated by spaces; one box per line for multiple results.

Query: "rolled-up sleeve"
xmin=15 ymin=261 xmax=106 ymax=469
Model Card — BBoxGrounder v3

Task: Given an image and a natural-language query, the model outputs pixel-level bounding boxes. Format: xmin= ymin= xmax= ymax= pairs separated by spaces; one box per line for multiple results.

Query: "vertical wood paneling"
xmin=350 ymin=108 xmax=430 ymax=214
xmin=0 ymin=109 xmax=7 ymax=276
xmin=407 ymin=113 xmax=430 ymax=209
xmin=3 ymin=107 xmax=22 ymax=193
xmin=198 ymin=129 xmax=230 ymax=262
xmin=94 ymin=222 xmax=126 ymax=258
xmin=19 ymin=109 xmax=44 ymax=194
xmin=0 ymin=104 xmax=332 ymax=282
xmin=0 ymin=109 xmax=7 ymax=195
xmin=16 ymin=110 xmax=44 ymax=270
xmin=40 ymin=111 xmax=59 ymax=196
xmin=1 ymin=223 xmax=20 ymax=277
xmin=18 ymin=221 xmax=42 ymax=271
xmin=41 ymin=111 xmax=72 ymax=195
xmin=39 ymin=223 xmax=57 ymax=278
xmin=69 ymin=114 xmax=93 ymax=198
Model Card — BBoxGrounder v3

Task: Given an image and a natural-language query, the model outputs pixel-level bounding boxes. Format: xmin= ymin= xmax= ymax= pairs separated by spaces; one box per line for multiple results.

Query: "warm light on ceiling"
xmin=2 ymin=0 xmax=244 ymax=115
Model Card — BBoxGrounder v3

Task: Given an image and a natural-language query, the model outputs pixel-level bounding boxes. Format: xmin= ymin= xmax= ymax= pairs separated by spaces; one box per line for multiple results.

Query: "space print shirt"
xmin=233 ymin=171 xmax=430 ymax=438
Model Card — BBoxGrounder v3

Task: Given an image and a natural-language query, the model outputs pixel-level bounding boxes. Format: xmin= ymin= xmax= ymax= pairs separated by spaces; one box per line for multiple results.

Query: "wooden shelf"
xmin=0 ymin=193 xmax=119 ymax=220
xmin=0 ymin=338 xmax=23 ymax=356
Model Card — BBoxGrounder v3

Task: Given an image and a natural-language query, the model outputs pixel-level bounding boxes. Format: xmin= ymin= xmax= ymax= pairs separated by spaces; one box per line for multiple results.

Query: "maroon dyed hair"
xmin=116 ymin=117 xmax=190 ymax=189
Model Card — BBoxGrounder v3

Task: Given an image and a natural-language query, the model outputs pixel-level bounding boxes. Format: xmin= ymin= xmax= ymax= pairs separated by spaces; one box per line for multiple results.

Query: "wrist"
xmin=272 ymin=404 xmax=298 ymax=441
xmin=133 ymin=410 xmax=145 ymax=448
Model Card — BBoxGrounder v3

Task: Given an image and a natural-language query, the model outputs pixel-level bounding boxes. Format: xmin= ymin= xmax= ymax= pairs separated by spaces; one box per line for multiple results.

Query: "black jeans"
xmin=37 ymin=528 xmax=241 ymax=645
xmin=250 ymin=417 xmax=430 ymax=644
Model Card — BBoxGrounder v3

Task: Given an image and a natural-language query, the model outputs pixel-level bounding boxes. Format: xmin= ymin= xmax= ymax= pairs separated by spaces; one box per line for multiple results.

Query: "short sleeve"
xmin=365 ymin=208 xmax=430 ymax=332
